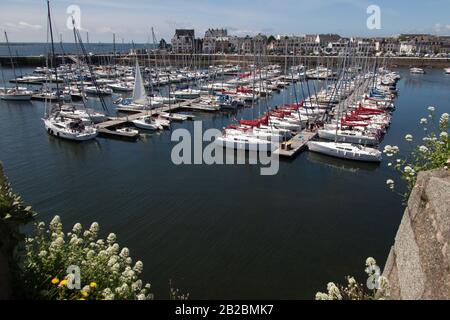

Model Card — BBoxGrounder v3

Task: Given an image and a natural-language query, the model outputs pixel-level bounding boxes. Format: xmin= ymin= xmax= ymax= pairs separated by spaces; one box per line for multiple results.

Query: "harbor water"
xmin=0 ymin=67 xmax=449 ymax=299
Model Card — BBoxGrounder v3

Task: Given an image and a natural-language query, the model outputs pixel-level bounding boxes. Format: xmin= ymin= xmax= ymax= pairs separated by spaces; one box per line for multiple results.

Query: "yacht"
xmin=410 ymin=67 xmax=425 ymax=74
xmin=307 ymin=141 xmax=382 ymax=162
xmin=172 ymin=89 xmax=201 ymax=100
xmin=108 ymin=82 xmax=134 ymax=92
xmin=84 ymin=86 xmax=113 ymax=95
xmin=0 ymin=87 xmax=33 ymax=101
xmin=318 ymin=129 xmax=379 ymax=146
xmin=132 ymin=116 xmax=163 ymax=131
xmin=59 ymin=105 xmax=107 ymax=123
xmin=43 ymin=115 xmax=98 ymax=141
xmin=215 ymin=131 xmax=277 ymax=151
xmin=158 ymin=112 xmax=189 ymax=121
xmin=445 ymin=68 xmax=450 ymax=74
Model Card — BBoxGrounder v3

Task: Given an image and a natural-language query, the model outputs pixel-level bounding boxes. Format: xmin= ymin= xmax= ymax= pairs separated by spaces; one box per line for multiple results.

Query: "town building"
xmin=171 ymin=29 xmax=195 ymax=53
xmin=202 ymin=29 xmax=230 ymax=53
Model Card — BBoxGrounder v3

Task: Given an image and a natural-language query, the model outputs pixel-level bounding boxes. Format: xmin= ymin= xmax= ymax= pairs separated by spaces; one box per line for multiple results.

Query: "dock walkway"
xmin=273 ymin=131 xmax=317 ymax=158
xmin=97 ymin=99 xmax=199 ymax=129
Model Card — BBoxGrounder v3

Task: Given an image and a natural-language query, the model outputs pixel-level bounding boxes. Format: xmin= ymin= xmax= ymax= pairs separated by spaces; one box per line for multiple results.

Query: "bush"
xmin=0 ymin=163 xmax=36 ymax=256
xmin=20 ymin=216 xmax=153 ymax=300
xmin=0 ymin=163 xmax=36 ymax=298
xmin=384 ymin=108 xmax=449 ymax=196
xmin=315 ymin=258 xmax=390 ymax=300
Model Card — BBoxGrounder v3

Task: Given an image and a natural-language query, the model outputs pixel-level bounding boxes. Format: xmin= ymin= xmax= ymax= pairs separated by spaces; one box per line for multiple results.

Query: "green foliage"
xmin=0 ymin=163 xmax=35 ymax=260
xmin=19 ymin=216 xmax=153 ymax=300
xmin=315 ymin=258 xmax=390 ymax=300
xmin=384 ymin=109 xmax=449 ymax=196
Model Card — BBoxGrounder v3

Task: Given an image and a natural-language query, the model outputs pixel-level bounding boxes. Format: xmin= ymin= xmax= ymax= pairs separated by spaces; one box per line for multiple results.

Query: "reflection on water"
xmin=307 ymin=151 xmax=379 ymax=173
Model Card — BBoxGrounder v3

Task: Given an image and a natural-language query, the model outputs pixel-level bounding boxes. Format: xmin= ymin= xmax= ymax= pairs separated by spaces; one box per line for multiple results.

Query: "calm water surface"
xmin=0 ymin=67 xmax=449 ymax=299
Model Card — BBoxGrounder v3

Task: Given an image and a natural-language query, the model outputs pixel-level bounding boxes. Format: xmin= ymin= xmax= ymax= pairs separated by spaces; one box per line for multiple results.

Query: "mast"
xmin=4 ymin=31 xmax=18 ymax=89
xmin=113 ymin=33 xmax=117 ymax=76
xmin=46 ymin=0 xmax=61 ymax=108
xmin=0 ymin=63 xmax=7 ymax=91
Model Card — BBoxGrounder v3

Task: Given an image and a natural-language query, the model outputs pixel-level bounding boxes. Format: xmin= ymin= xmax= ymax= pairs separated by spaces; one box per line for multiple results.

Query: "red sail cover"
xmin=341 ymin=120 xmax=369 ymax=127
xmin=239 ymin=119 xmax=260 ymax=127
xmin=236 ymin=87 xmax=252 ymax=94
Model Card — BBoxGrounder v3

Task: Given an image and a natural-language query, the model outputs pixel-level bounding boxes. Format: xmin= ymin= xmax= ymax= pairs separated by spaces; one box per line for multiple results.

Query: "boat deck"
xmin=97 ymin=128 xmax=140 ymax=141
xmin=273 ymin=131 xmax=317 ymax=158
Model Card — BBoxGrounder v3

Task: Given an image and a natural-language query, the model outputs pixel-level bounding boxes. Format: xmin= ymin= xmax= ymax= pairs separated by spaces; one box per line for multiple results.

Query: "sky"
xmin=0 ymin=0 xmax=449 ymax=43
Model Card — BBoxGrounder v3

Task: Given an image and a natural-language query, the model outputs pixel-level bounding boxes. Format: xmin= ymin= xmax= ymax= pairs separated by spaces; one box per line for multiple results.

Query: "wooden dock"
xmin=273 ymin=131 xmax=317 ymax=158
xmin=95 ymin=99 xmax=200 ymax=139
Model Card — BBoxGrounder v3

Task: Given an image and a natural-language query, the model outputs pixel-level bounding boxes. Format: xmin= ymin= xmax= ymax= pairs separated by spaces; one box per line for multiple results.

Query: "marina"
xmin=0 ymin=0 xmax=449 ymax=303
xmin=2 ymin=66 xmax=449 ymax=299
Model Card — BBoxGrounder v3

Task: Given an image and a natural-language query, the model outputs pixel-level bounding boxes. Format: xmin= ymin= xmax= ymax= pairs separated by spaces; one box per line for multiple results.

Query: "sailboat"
xmin=307 ymin=141 xmax=382 ymax=162
xmin=42 ymin=0 xmax=97 ymax=142
xmin=0 ymin=32 xmax=33 ymax=101
xmin=117 ymin=60 xmax=161 ymax=111
xmin=0 ymin=87 xmax=33 ymax=101
xmin=128 ymin=60 xmax=165 ymax=131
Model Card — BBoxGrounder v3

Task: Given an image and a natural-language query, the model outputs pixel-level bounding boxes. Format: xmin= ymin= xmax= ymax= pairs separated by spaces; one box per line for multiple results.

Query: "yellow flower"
xmin=90 ymin=282 xmax=97 ymax=289
xmin=78 ymin=298 xmax=86 ymax=300
xmin=81 ymin=291 xmax=89 ymax=298
xmin=60 ymin=279 xmax=68 ymax=287
xmin=51 ymin=278 xmax=60 ymax=285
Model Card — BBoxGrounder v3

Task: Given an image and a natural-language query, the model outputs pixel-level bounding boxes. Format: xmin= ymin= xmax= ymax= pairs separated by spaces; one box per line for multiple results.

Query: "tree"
xmin=159 ymin=39 xmax=167 ymax=50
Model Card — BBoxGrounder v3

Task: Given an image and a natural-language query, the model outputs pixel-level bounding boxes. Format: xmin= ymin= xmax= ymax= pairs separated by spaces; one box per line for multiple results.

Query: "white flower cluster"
xmin=383 ymin=145 xmax=400 ymax=157
xmin=315 ymin=257 xmax=390 ymax=300
xmin=24 ymin=216 xmax=153 ymax=301
xmin=315 ymin=282 xmax=342 ymax=300
xmin=440 ymin=113 xmax=449 ymax=126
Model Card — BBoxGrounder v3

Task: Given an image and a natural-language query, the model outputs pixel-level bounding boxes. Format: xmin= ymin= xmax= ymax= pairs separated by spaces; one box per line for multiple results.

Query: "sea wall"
xmin=383 ymin=169 xmax=450 ymax=300
xmin=1 ymin=54 xmax=449 ymax=68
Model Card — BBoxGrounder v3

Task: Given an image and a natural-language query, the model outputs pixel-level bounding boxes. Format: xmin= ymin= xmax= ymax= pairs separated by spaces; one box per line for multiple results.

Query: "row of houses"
xmin=170 ymin=29 xmax=450 ymax=55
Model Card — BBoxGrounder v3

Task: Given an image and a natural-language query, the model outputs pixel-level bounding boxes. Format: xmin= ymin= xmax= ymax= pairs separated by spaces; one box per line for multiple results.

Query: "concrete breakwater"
xmin=1 ymin=54 xmax=449 ymax=68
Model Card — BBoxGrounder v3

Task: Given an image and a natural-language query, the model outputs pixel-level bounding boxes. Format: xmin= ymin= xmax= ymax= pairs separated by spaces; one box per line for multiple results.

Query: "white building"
xmin=171 ymin=29 xmax=195 ymax=53
xmin=203 ymin=29 xmax=229 ymax=53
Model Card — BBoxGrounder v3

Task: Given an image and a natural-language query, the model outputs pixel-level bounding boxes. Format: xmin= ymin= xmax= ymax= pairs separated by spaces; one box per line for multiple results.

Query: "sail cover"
xmin=133 ymin=60 xmax=147 ymax=104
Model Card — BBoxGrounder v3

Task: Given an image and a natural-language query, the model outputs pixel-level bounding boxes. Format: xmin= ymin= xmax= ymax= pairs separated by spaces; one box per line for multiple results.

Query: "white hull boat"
xmin=108 ymin=82 xmax=134 ymax=92
xmin=0 ymin=88 xmax=33 ymax=101
xmin=215 ymin=133 xmax=276 ymax=151
xmin=307 ymin=141 xmax=382 ymax=162
xmin=43 ymin=117 xmax=98 ymax=141
xmin=173 ymin=89 xmax=201 ymax=100
xmin=410 ymin=68 xmax=425 ymax=74
xmin=318 ymin=129 xmax=379 ymax=146
xmin=84 ymin=86 xmax=113 ymax=95
xmin=132 ymin=116 xmax=163 ymax=131
xmin=59 ymin=108 xmax=107 ymax=124
xmin=159 ymin=112 xmax=188 ymax=121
